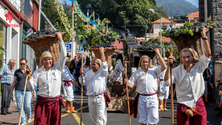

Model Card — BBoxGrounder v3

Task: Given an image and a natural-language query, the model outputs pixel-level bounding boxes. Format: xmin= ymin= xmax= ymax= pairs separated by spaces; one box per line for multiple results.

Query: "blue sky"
xmin=185 ymin=0 xmax=198 ymax=7
xmin=61 ymin=0 xmax=72 ymax=5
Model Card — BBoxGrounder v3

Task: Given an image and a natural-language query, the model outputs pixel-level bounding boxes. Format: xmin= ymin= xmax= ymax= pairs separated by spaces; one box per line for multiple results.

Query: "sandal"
xmin=159 ymin=106 xmax=164 ymax=112
xmin=70 ymin=107 xmax=78 ymax=113
xmin=164 ymin=108 xmax=168 ymax=111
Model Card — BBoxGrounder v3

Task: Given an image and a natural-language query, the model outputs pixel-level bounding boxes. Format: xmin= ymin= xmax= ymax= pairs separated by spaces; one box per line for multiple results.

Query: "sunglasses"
xmin=20 ymin=63 xmax=26 ymax=66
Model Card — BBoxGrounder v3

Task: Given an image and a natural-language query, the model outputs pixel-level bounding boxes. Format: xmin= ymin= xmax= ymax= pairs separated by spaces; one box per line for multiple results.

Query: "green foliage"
xmin=77 ymin=18 xmax=119 ymax=50
xmin=41 ymin=0 xmax=73 ymax=42
xmin=156 ymin=0 xmax=198 ymax=16
xmin=77 ymin=0 xmax=168 ymax=37
xmin=160 ymin=21 xmax=216 ymax=37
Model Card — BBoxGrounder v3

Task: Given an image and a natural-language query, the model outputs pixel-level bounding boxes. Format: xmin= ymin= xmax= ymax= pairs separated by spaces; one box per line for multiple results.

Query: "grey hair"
xmin=8 ymin=59 xmax=15 ymax=63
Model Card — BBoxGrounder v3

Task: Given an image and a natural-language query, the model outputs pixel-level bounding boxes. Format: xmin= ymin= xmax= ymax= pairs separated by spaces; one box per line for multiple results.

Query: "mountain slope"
xmin=156 ymin=0 xmax=198 ymax=16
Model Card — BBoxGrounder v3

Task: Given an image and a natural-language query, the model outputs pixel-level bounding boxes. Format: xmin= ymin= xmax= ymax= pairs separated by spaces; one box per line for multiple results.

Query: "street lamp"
xmin=148 ymin=9 xmax=162 ymax=55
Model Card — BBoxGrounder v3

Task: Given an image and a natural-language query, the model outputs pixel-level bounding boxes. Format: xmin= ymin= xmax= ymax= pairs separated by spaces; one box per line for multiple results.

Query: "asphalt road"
xmin=1 ymin=91 xmax=220 ymax=125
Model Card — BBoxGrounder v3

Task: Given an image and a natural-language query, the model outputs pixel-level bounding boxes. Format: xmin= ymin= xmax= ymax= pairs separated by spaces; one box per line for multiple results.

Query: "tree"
xmin=41 ymin=0 xmax=73 ymax=42
xmin=77 ymin=0 xmax=168 ymax=37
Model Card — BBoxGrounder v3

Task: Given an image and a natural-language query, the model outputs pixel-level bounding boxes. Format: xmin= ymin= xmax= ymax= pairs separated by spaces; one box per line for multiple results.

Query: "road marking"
xmin=27 ymin=105 xmax=88 ymax=125
xmin=76 ymin=106 xmax=88 ymax=111
xmin=72 ymin=113 xmax=85 ymax=125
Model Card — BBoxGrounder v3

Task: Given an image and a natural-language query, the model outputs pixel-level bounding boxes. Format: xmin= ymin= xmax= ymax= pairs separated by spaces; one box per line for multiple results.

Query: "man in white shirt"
xmin=164 ymin=27 xmax=211 ymax=125
xmin=80 ymin=47 xmax=110 ymax=125
xmin=28 ymin=32 xmax=66 ymax=125
xmin=125 ymin=48 xmax=166 ymax=125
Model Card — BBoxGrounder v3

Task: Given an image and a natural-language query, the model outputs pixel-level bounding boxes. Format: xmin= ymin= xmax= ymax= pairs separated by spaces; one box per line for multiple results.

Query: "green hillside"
xmin=156 ymin=0 xmax=198 ymax=16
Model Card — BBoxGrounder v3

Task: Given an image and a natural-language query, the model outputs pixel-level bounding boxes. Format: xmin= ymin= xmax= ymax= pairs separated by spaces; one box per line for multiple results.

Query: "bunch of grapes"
xmin=91 ymin=43 xmax=114 ymax=48
xmin=24 ymin=30 xmax=59 ymax=40
xmin=134 ymin=45 xmax=160 ymax=51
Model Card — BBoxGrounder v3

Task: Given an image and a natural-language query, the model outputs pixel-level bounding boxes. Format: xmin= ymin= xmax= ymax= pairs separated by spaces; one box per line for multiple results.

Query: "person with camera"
xmin=27 ymin=32 xmax=66 ymax=125
xmin=10 ymin=58 xmax=35 ymax=125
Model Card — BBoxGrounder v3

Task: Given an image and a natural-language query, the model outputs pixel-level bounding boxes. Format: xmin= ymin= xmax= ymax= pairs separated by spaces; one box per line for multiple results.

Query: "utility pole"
xmin=72 ymin=10 xmax=76 ymax=59
xmin=38 ymin=0 xmax=42 ymax=30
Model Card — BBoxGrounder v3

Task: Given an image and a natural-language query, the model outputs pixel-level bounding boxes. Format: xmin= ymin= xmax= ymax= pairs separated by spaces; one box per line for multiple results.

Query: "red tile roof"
xmin=151 ymin=17 xmax=171 ymax=24
xmin=186 ymin=11 xmax=199 ymax=18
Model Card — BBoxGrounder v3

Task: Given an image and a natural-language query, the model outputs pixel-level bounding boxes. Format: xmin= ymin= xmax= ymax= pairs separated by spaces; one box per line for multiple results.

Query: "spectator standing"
xmin=0 ymin=59 xmax=15 ymax=115
xmin=10 ymin=58 xmax=34 ymax=124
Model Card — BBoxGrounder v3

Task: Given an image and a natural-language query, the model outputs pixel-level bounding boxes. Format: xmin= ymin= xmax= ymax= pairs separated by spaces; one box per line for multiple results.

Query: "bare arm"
xmin=56 ymin=32 xmax=67 ymax=70
xmin=10 ymin=76 xmax=17 ymax=101
xmin=124 ymin=78 xmax=134 ymax=89
xmin=99 ymin=47 xmax=106 ymax=62
xmin=201 ymin=27 xmax=211 ymax=58
xmin=154 ymin=48 xmax=166 ymax=71
xmin=164 ymin=56 xmax=174 ymax=81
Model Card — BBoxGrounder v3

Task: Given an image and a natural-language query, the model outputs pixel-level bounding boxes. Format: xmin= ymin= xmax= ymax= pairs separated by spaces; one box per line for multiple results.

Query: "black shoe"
xmin=6 ymin=111 xmax=12 ymax=114
xmin=1 ymin=112 xmax=7 ymax=115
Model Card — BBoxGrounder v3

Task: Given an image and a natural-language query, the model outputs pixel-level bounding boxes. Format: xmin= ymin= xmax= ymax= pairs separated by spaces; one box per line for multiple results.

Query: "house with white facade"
xmin=150 ymin=17 xmax=172 ymax=36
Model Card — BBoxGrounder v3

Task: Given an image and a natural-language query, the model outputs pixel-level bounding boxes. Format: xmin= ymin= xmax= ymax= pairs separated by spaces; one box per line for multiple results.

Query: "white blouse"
xmin=165 ymin=55 xmax=210 ymax=107
xmin=129 ymin=66 xmax=162 ymax=94
xmin=82 ymin=62 xmax=108 ymax=96
xmin=28 ymin=41 xmax=66 ymax=97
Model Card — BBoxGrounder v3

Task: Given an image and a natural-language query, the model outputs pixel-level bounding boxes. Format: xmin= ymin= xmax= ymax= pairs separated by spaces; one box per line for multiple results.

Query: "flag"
xmin=71 ymin=2 xmax=74 ymax=10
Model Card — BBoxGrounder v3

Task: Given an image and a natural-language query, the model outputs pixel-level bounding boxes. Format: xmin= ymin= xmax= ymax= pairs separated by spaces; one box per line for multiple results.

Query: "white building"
xmin=0 ymin=0 xmax=25 ymax=69
xmin=151 ymin=17 xmax=172 ymax=36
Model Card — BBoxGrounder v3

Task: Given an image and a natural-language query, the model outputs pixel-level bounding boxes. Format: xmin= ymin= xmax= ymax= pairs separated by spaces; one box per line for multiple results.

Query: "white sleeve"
xmin=57 ymin=41 xmax=67 ymax=71
xmin=28 ymin=70 xmax=38 ymax=91
xmin=101 ymin=62 xmax=108 ymax=76
xmin=128 ymin=72 xmax=137 ymax=86
xmin=154 ymin=66 xmax=162 ymax=76
xmin=199 ymin=54 xmax=211 ymax=72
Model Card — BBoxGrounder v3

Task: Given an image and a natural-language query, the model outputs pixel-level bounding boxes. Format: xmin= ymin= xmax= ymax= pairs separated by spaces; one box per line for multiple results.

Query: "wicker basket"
xmin=169 ymin=32 xmax=204 ymax=56
xmin=89 ymin=47 xmax=116 ymax=68
xmin=22 ymin=32 xmax=66 ymax=67
xmin=134 ymin=50 xmax=156 ymax=59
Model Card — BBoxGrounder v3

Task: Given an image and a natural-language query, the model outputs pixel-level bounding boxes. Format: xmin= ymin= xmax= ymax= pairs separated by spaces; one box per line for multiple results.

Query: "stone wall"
xmin=212 ymin=0 xmax=222 ymax=84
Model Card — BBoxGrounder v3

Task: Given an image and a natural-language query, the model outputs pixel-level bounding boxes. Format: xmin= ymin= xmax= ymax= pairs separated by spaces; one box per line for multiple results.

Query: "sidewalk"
xmin=0 ymin=102 xmax=19 ymax=125
xmin=0 ymin=96 xmax=35 ymax=125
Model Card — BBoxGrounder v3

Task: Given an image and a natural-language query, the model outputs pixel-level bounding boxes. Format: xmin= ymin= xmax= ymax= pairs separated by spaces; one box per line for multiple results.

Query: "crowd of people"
xmin=0 ymin=28 xmax=222 ymax=125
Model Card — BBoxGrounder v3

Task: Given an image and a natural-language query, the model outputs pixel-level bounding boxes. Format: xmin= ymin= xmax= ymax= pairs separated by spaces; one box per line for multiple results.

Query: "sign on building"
xmin=65 ymin=44 xmax=72 ymax=52
xmin=78 ymin=45 xmax=84 ymax=52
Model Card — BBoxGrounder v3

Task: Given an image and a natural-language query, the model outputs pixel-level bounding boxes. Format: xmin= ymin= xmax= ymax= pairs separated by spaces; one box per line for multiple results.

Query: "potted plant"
xmin=77 ymin=18 xmax=119 ymax=67
xmin=133 ymin=39 xmax=161 ymax=59
xmin=160 ymin=20 xmax=215 ymax=55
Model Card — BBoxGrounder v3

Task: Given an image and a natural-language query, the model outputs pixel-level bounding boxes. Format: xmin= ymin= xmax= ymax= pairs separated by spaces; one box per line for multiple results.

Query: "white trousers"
xmin=88 ymin=95 xmax=107 ymax=125
xmin=159 ymin=81 xmax=169 ymax=100
xmin=138 ymin=94 xmax=159 ymax=124
xmin=62 ymin=83 xmax=74 ymax=101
